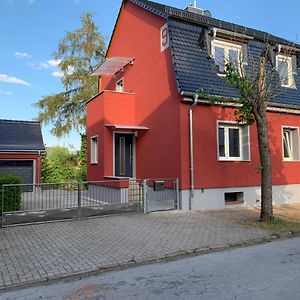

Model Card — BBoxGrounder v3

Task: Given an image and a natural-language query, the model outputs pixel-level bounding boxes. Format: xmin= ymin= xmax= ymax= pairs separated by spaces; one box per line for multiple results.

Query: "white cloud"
xmin=28 ymin=0 xmax=35 ymax=5
xmin=14 ymin=51 xmax=32 ymax=58
xmin=0 ymin=74 xmax=30 ymax=86
xmin=0 ymin=90 xmax=14 ymax=96
xmin=51 ymin=71 xmax=64 ymax=78
xmin=28 ymin=59 xmax=61 ymax=70
xmin=51 ymin=66 xmax=73 ymax=78
xmin=47 ymin=59 xmax=61 ymax=67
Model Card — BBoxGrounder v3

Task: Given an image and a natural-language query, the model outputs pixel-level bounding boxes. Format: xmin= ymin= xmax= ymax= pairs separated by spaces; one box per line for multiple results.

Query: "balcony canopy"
xmin=105 ymin=124 xmax=149 ymax=131
xmin=91 ymin=57 xmax=134 ymax=76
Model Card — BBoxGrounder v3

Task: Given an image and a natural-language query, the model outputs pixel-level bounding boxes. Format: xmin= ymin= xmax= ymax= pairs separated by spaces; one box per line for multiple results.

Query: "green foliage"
xmin=42 ymin=142 xmax=87 ymax=183
xmin=79 ymin=134 xmax=87 ymax=182
xmin=0 ymin=175 xmax=22 ymax=213
xmin=35 ymin=12 xmax=106 ymax=137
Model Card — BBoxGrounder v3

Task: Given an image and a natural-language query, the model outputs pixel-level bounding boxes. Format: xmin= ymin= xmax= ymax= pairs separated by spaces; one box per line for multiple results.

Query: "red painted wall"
xmin=87 ymin=1 xmax=182 ymax=181
xmin=179 ymin=103 xmax=300 ymax=189
xmin=87 ymin=1 xmax=300 ymax=190
xmin=0 ymin=152 xmax=42 ymax=184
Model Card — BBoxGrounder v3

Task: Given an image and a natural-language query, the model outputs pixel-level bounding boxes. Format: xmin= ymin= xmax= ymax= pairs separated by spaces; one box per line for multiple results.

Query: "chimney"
xmin=185 ymin=1 xmax=212 ymax=17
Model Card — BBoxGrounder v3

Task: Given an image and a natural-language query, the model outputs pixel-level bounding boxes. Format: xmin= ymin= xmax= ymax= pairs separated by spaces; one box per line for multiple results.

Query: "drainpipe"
xmin=37 ymin=150 xmax=42 ymax=187
xmin=189 ymin=93 xmax=198 ymax=210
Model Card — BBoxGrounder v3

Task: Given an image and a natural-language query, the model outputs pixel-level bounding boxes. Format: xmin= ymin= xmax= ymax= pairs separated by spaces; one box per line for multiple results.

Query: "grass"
xmin=245 ymin=216 xmax=300 ymax=237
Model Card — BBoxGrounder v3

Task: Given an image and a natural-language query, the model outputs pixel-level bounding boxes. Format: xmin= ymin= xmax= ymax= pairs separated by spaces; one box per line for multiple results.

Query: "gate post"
xmin=142 ymin=179 xmax=148 ymax=213
xmin=77 ymin=182 xmax=81 ymax=219
xmin=175 ymin=178 xmax=179 ymax=209
xmin=1 ymin=186 xmax=4 ymax=228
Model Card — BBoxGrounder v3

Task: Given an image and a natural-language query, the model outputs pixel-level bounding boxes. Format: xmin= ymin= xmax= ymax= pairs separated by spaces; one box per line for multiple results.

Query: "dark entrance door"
xmin=115 ymin=133 xmax=134 ymax=177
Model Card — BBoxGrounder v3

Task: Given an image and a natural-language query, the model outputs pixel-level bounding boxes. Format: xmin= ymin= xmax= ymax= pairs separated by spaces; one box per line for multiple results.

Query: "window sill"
xmin=283 ymin=159 xmax=300 ymax=162
xmin=225 ymin=201 xmax=244 ymax=206
xmin=218 ymin=158 xmax=250 ymax=162
xmin=90 ymin=162 xmax=98 ymax=165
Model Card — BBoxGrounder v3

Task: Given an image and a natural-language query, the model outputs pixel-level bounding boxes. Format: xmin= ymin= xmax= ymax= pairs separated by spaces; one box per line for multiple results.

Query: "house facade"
xmin=86 ymin=0 xmax=300 ymax=210
xmin=0 ymin=119 xmax=45 ymax=186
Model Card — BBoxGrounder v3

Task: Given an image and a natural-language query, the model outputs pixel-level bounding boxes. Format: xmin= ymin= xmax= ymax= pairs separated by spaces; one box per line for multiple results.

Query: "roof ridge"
xmin=0 ymin=119 xmax=40 ymax=124
xmin=132 ymin=0 xmax=300 ymax=48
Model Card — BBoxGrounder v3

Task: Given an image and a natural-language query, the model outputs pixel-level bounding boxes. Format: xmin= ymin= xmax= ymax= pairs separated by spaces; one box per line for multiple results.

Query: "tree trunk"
xmin=254 ymin=45 xmax=274 ymax=221
xmin=255 ymin=111 xmax=273 ymax=221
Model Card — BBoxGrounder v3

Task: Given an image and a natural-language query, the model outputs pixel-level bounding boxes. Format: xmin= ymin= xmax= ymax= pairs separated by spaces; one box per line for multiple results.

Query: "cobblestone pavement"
xmin=0 ymin=211 xmax=271 ymax=290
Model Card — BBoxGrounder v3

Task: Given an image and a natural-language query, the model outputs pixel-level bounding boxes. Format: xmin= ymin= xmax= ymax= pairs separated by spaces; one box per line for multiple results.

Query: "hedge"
xmin=0 ymin=175 xmax=22 ymax=213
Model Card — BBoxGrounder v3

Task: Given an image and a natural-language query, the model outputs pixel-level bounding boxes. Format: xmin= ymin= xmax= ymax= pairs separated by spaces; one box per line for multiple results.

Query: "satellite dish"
xmin=204 ymin=10 xmax=212 ymax=17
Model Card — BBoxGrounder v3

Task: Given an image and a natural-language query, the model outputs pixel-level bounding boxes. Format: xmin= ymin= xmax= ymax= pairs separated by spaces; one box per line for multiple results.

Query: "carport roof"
xmin=0 ymin=119 xmax=45 ymax=152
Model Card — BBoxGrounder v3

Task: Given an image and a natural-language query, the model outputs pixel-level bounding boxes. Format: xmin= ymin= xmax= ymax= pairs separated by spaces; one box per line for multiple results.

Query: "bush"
xmin=0 ymin=175 xmax=22 ymax=213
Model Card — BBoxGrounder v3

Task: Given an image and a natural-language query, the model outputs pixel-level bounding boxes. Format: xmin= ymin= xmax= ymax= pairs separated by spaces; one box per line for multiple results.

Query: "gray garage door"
xmin=0 ymin=160 xmax=34 ymax=191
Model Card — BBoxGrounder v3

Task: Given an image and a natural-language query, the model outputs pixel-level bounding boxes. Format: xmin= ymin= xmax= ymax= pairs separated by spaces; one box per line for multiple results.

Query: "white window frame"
xmin=217 ymin=121 xmax=250 ymax=161
xmin=282 ymin=126 xmax=300 ymax=161
xmin=90 ymin=135 xmax=98 ymax=164
xmin=116 ymin=78 xmax=124 ymax=92
xmin=211 ymin=39 xmax=243 ymax=75
xmin=276 ymin=54 xmax=295 ymax=88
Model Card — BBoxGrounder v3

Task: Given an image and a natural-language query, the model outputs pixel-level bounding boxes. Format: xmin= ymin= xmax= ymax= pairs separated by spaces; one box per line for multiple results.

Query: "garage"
xmin=0 ymin=160 xmax=34 ymax=191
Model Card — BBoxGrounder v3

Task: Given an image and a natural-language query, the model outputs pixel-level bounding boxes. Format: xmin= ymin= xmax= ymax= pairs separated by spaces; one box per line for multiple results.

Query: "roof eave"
xmin=181 ymin=91 xmax=300 ymax=111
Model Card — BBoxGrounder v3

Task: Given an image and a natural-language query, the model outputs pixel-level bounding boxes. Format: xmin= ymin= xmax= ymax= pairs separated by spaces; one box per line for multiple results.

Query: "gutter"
xmin=181 ymin=91 xmax=300 ymax=114
xmin=188 ymin=93 xmax=199 ymax=210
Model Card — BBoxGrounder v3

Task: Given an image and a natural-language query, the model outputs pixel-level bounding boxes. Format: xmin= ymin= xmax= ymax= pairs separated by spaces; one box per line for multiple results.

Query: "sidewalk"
xmin=0 ymin=211 xmax=271 ymax=290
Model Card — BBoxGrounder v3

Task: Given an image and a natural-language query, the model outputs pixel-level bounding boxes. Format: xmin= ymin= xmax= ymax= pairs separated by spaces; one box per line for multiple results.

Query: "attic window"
xmin=276 ymin=54 xmax=296 ymax=88
xmin=211 ymin=40 xmax=243 ymax=74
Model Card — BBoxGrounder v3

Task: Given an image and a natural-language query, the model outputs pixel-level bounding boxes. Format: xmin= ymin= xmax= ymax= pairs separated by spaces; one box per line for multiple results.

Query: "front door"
xmin=115 ymin=133 xmax=134 ymax=177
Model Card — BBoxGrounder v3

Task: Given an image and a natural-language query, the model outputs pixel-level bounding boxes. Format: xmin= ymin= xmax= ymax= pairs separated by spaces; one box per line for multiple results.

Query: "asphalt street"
xmin=1 ymin=237 xmax=300 ymax=300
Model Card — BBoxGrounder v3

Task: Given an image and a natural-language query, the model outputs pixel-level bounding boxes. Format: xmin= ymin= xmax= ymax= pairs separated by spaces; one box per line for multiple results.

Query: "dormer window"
xmin=116 ymin=78 xmax=124 ymax=92
xmin=277 ymin=54 xmax=296 ymax=88
xmin=212 ymin=40 xmax=243 ymax=74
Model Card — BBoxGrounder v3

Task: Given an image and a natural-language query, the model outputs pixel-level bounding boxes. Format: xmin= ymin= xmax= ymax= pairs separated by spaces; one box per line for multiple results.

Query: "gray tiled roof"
xmin=131 ymin=0 xmax=300 ymax=107
xmin=0 ymin=119 xmax=45 ymax=152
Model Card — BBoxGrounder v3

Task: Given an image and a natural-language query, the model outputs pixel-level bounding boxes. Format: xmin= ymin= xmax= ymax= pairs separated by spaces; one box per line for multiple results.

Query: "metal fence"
xmin=1 ymin=178 xmax=178 ymax=227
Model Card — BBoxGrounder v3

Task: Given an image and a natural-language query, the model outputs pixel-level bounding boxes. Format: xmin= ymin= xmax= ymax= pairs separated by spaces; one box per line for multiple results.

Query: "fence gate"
xmin=143 ymin=178 xmax=179 ymax=213
xmin=1 ymin=178 xmax=179 ymax=227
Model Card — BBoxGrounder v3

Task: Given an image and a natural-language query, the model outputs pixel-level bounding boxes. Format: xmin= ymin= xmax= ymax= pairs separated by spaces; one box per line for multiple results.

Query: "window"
xmin=277 ymin=55 xmax=295 ymax=88
xmin=116 ymin=78 xmax=124 ymax=92
xmin=217 ymin=122 xmax=250 ymax=161
xmin=225 ymin=192 xmax=244 ymax=205
xmin=282 ymin=127 xmax=299 ymax=161
xmin=212 ymin=40 xmax=243 ymax=74
xmin=90 ymin=136 xmax=98 ymax=164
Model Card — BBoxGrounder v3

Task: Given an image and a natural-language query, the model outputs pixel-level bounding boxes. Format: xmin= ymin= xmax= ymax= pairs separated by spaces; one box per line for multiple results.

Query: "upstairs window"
xmin=116 ymin=78 xmax=124 ymax=92
xmin=212 ymin=40 xmax=243 ymax=74
xmin=217 ymin=122 xmax=250 ymax=161
xmin=282 ymin=127 xmax=299 ymax=161
xmin=277 ymin=55 xmax=296 ymax=88
xmin=90 ymin=136 xmax=98 ymax=164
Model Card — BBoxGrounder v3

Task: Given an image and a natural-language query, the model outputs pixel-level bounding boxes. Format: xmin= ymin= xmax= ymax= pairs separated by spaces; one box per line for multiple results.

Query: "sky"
xmin=1 ymin=0 xmax=299 ymax=150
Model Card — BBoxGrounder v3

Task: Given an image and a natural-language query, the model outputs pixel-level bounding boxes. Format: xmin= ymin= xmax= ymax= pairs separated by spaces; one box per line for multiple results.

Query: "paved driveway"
xmin=0 ymin=211 xmax=270 ymax=290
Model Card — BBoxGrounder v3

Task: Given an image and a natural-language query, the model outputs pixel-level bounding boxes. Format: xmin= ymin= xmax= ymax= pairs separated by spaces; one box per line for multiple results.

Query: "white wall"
xmin=180 ymin=184 xmax=300 ymax=211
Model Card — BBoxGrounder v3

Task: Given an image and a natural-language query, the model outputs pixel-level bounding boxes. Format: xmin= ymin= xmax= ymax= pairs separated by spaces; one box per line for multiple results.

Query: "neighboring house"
xmin=86 ymin=0 xmax=300 ymax=210
xmin=0 ymin=119 xmax=45 ymax=187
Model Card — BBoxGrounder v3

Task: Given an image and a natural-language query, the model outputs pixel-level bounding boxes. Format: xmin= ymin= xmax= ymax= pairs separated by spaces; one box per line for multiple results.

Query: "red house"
xmin=0 ymin=119 xmax=45 ymax=187
xmin=87 ymin=0 xmax=300 ymax=210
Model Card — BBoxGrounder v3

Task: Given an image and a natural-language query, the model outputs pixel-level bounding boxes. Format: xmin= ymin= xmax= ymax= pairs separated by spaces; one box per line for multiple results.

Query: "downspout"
xmin=37 ymin=150 xmax=42 ymax=187
xmin=189 ymin=93 xmax=199 ymax=210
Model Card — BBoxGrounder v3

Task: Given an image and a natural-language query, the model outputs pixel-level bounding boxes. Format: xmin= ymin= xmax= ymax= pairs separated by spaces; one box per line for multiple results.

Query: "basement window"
xmin=90 ymin=136 xmax=98 ymax=164
xmin=224 ymin=192 xmax=244 ymax=205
